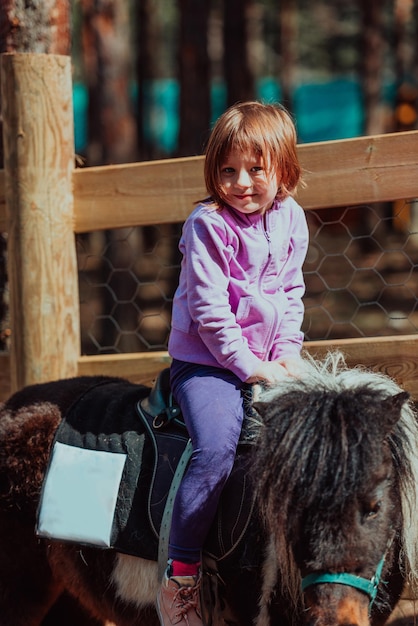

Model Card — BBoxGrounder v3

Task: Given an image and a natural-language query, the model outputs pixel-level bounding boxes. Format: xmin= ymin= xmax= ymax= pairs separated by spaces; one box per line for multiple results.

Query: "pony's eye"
xmin=364 ymin=500 xmax=381 ymax=520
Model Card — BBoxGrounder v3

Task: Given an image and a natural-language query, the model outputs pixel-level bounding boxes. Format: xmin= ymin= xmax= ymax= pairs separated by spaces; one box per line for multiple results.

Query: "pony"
xmin=0 ymin=352 xmax=417 ymax=626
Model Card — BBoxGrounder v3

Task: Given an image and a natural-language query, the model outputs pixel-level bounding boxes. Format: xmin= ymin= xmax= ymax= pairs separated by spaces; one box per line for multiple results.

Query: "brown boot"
xmin=156 ymin=570 xmax=202 ymax=626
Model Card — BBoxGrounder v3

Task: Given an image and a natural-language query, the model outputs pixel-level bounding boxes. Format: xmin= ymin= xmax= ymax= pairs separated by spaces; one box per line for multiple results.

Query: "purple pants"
xmin=168 ymin=359 xmax=246 ymax=563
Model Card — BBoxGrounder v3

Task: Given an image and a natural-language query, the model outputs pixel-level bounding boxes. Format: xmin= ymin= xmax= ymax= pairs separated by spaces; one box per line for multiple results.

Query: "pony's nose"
xmin=304 ymin=587 xmax=370 ymax=626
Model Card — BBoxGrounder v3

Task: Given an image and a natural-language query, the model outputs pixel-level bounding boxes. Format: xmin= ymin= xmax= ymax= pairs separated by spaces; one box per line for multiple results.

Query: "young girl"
xmin=156 ymin=101 xmax=309 ymax=626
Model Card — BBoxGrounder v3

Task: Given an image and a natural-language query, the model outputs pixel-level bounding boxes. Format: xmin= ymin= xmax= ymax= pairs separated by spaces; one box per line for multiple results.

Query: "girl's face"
xmin=219 ymin=149 xmax=279 ymax=214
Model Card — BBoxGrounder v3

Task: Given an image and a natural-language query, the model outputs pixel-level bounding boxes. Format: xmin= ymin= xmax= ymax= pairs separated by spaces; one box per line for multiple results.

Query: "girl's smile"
xmin=220 ymin=150 xmax=280 ymax=214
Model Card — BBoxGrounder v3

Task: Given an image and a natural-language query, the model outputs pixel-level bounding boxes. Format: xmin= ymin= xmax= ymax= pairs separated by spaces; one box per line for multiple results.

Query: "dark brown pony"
xmin=0 ymin=352 xmax=417 ymax=626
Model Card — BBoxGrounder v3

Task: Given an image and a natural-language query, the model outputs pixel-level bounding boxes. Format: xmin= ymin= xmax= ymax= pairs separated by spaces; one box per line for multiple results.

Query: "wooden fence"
xmin=1 ymin=52 xmax=418 ymax=402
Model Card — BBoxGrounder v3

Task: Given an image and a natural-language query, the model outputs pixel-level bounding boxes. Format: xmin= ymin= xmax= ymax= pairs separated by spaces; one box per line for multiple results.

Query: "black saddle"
xmin=41 ymin=370 xmax=257 ymax=569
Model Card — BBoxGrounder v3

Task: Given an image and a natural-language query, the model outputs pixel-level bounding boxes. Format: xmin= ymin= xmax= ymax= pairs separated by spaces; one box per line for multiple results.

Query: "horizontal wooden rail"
xmin=70 ymin=130 xmax=418 ymax=232
xmin=73 ymin=156 xmax=205 ymax=233
xmin=79 ymin=335 xmax=418 ymax=398
xmin=2 ymin=130 xmax=418 ymax=233
xmin=297 ymin=130 xmax=418 ymax=210
xmin=2 ymin=335 xmax=418 ymax=402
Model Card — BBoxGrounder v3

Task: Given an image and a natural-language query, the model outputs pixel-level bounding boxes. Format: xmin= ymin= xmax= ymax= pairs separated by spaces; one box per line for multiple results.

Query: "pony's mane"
xmin=255 ymin=351 xmax=418 ymax=598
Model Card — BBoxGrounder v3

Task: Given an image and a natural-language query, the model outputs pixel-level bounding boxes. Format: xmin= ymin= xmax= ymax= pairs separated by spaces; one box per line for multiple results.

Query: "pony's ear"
xmin=252 ymin=401 xmax=269 ymax=418
xmin=382 ymin=391 xmax=410 ymax=431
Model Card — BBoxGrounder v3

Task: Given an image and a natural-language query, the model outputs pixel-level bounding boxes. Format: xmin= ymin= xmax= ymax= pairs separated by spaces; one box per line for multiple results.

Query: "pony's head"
xmin=253 ymin=352 xmax=418 ymax=626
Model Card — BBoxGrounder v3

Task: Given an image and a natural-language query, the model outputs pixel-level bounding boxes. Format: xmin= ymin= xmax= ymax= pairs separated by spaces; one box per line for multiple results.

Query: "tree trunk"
xmin=358 ymin=0 xmax=385 ymax=135
xmin=81 ymin=0 xmax=137 ymax=166
xmin=278 ymin=0 xmax=297 ymax=112
xmin=136 ymin=0 xmax=163 ymax=160
xmin=392 ymin=0 xmax=417 ymax=132
xmin=177 ymin=0 xmax=211 ymax=156
xmin=0 ymin=0 xmax=70 ymax=54
xmin=223 ymin=0 xmax=255 ymax=107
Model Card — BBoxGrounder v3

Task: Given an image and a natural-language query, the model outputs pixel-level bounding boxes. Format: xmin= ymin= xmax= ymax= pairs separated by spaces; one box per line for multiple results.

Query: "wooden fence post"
xmin=1 ymin=53 xmax=80 ymax=391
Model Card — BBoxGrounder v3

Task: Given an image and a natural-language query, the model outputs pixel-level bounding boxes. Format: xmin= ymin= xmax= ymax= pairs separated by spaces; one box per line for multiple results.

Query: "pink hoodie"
xmin=168 ymin=197 xmax=309 ymax=382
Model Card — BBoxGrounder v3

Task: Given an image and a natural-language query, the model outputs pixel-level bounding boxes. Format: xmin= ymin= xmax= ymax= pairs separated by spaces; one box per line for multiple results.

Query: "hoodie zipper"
xmin=259 ymin=210 xmax=278 ymax=357
xmin=263 ymin=211 xmax=272 ymax=256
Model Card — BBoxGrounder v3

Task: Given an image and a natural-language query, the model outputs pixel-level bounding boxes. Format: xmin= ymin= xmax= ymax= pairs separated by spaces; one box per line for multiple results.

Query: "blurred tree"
xmin=278 ymin=0 xmax=297 ymax=111
xmin=392 ymin=0 xmax=418 ymax=132
xmin=177 ymin=0 xmax=211 ymax=156
xmin=136 ymin=0 xmax=166 ymax=160
xmin=358 ymin=0 xmax=385 ymax=135
xmin=80 ymin=0 xmax=137 ymax=166
xmin=224 ymin=0 xmax=255 ymax=106
xmin=0 ymin=0 xmax=71 ymax=54
xmin=390 ymin=0 xmax=418 ymax=234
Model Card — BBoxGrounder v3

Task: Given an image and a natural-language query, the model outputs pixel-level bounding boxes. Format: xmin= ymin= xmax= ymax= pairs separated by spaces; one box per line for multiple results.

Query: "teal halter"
xmin=301 ymin=554 xmax=385 ymax=609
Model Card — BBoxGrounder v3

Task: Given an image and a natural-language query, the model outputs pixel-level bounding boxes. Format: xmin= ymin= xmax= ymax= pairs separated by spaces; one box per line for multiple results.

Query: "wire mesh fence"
xmin=77 ymin=224 xmax=183 ymax=354
xmin=303 ymin=199 xmax=418 ymax=340
xmin=72 ymin=199 xmax=418 ymax=355
xmin=1 ymin=199 xmax=418 ymax=357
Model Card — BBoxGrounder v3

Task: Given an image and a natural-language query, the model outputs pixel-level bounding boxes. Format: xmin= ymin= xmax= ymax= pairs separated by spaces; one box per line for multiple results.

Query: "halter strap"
xmin=301 ymin=554 xmax=385 ymax=606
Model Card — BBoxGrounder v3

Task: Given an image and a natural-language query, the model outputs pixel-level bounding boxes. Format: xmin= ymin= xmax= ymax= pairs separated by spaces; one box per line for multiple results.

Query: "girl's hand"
xmin=245 ymin=361 xmax=288 ymax=385
xmin=245 ymin=357 xmax=306 ymax=385
xmin=275 ymin=357 xmax=306 ymax=379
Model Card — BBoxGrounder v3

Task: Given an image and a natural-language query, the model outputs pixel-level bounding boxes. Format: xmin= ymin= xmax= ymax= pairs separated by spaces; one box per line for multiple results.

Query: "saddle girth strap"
xmin=158 ymin=439 xmax=194 ymax=581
